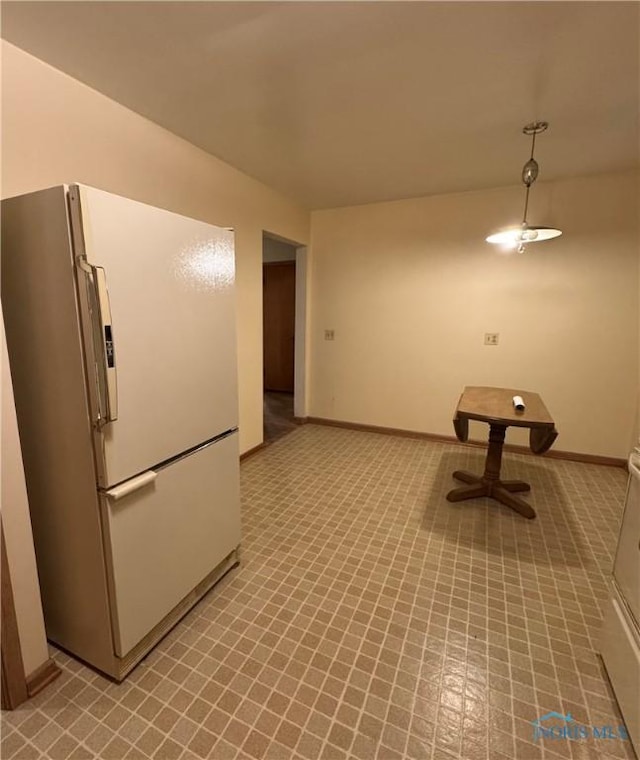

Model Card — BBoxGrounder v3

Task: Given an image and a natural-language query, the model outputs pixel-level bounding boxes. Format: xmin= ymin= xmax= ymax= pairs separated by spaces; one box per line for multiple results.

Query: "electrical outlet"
xmin=484 ymin=333 xmax=499 ymax=346
xmin=324 ymin=329 xmax=335 ymax=341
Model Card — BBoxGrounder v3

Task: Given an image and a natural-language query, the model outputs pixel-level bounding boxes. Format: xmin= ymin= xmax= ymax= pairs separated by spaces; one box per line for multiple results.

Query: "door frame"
xmin=261 ymin=234 xmax=308 ymax=423
xmin=1 ymin=519 xmax=28 ymax=709
xmin=1 ymin=519 xmax=62 ymax=709
xmin=292 ymin=246 xmax=308 ymax=420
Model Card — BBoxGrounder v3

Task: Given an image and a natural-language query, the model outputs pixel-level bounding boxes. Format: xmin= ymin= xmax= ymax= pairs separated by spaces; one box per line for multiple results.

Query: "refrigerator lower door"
xmin=600 ymin=585 xmax=640 ymax=754
xmin=101 ymin=432 xmax=240 ymax=657
xmin=613 ymin=453 xmax=640 ymax=623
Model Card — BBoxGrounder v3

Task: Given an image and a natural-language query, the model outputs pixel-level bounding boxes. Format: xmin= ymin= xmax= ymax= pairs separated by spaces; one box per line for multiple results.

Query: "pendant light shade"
xmin=487 ymin=121 xmax=562 ymax=253
xmin=486 ymin=225 xmax=562 ymax=246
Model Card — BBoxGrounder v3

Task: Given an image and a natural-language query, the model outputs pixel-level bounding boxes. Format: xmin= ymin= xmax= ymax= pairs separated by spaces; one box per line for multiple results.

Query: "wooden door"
xmin=263 ymin=261 xmax=295 ymax=392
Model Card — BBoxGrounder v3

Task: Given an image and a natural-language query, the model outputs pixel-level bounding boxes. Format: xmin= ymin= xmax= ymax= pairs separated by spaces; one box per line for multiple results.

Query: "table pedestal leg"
xmin=446 ymin=424 xmax=536 ymax=519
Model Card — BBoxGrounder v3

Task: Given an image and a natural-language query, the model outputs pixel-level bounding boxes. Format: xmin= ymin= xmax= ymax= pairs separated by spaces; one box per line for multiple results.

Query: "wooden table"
xmin=446 ymin=386 xmax=558 ymax=519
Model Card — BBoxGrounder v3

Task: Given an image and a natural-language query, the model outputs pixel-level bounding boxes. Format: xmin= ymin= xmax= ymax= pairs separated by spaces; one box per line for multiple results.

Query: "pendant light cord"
xmin=522 ymin=185 xmax=531 ymax=227
xmin=529 ymin=129 xmax=537 ymax=161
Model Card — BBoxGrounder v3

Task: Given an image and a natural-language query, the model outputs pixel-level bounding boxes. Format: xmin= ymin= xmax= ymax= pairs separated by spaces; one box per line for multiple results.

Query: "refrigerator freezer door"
xmin=71 ymin=185 xmax=238 ymax=487
xmin=101 ymin=432 xmax=240 ymax=657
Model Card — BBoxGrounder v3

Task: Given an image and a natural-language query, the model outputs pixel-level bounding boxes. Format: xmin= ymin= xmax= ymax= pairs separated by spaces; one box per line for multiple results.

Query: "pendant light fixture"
xmin=486 ymin=121 xmax=562 ymax=253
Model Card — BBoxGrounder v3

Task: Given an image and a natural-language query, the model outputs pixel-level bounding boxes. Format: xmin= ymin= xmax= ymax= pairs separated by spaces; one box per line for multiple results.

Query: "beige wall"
xmin=309 ymin=171 xmax=639 ymax=459
xmin=1 ymin=307 xmax=50 ymax=676
xmin=1 ymin=42 xmax=310 ymax=455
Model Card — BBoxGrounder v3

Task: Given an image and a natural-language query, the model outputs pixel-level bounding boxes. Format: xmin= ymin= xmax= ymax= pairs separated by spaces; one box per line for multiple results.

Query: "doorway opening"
xmin=262 ymin=233 xmax=307 ymax=443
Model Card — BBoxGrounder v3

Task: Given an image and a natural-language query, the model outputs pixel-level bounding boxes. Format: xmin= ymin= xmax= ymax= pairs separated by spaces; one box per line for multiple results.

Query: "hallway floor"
xmin=263 ymin=392 xmax=297 ymax=443
xmin=1 ymin=425 xmax=633 ymax=760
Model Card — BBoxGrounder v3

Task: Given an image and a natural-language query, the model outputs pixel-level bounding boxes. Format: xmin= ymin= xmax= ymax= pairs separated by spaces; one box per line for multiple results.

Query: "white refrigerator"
xmin=2 ymin=184 xmax=241 ymax=680
xmin=600 ymin=446 xmax=640 ymax=753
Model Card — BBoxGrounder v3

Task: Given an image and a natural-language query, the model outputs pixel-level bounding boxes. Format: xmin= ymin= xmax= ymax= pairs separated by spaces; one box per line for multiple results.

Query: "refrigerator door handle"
xmin=105 ymin=471 xmax=156 ymax=501
xmin=78 ymin=258 xmax=118 ymax=425
xmin=92 ymin=265 xmax=118 ymax=423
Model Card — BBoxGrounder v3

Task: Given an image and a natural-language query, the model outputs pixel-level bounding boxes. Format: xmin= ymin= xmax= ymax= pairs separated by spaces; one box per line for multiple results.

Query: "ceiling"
xmin=2 ymin=1 xmax=638 ymax=209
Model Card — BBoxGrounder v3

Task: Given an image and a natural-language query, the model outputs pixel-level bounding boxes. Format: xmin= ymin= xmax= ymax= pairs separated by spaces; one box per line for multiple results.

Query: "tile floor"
xmin=1 ymin=425 xmax=634 ymax=760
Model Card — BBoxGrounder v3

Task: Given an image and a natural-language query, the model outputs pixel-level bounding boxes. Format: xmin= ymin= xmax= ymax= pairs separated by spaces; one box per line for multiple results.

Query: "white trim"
xmin=294 ymin=246 xmax=308 ymax=419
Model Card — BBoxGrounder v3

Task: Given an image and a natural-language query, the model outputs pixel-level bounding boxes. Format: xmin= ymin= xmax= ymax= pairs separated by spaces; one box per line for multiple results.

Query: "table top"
xmin=454 ymin=386 xmax=555 ymax=429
